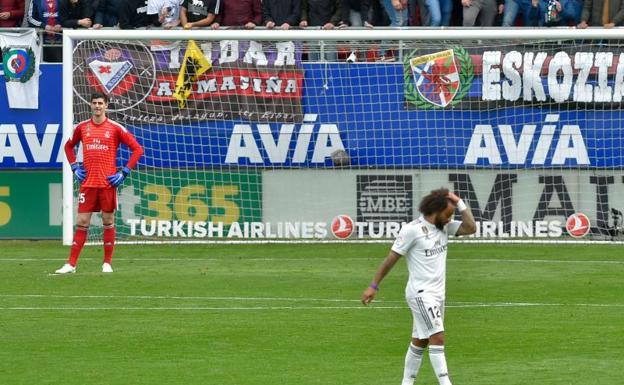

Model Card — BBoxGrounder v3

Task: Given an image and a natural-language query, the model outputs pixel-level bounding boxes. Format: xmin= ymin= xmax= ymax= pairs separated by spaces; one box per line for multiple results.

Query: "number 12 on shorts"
xmin=427 ymin=306 xmax=441 ymax=319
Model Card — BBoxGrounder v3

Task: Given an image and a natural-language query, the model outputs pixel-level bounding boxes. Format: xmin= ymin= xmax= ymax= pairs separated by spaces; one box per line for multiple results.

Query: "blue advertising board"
xmin=2 ymin=62 xmax=622 ymax=169
xmin=133 ymin=63 xmax=623 ymax=169
xmin=0 ymin=64 xmax=63 ymax=168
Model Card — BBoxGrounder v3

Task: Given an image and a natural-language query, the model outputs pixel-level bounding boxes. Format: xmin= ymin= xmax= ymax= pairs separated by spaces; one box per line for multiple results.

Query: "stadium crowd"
xmin=0 ymin=0 xmax=622 ymax=62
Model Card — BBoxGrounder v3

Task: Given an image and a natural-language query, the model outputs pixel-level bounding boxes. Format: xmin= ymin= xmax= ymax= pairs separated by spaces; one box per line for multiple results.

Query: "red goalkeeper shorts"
xmin=78 ymin=187 xmax=118 ymax=213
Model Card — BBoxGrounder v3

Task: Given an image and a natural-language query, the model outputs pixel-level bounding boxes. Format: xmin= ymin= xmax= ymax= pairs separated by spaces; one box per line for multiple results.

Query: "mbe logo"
xmin=356 ymin=175 xmax=413 ymax=229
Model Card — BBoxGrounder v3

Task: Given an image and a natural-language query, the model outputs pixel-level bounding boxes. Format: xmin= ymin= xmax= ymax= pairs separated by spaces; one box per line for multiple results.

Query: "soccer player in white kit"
xmin=362 ymin=188 xmax=476 ymax=385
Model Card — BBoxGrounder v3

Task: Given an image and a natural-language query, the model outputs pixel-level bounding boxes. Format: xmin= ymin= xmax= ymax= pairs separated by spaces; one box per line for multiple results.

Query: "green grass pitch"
xmin=0 ymin=241 xmax=622 ymax=385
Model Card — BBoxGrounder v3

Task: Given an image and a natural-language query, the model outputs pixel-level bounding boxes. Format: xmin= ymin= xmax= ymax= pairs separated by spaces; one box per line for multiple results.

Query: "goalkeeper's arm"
xmin=124 ymin=135 xmax=144 ymax=170
xmin=64 ymin=127 xmax=81 ymax=165
xmin=107 ymin=132 xmax=144 ymax=187
xmin=64 ymin=127 xmax=86 ymax=182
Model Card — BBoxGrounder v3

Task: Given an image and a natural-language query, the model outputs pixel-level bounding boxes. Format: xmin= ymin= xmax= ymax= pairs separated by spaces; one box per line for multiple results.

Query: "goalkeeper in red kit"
xmin=55 ymin=93 xmax=143 ymax=274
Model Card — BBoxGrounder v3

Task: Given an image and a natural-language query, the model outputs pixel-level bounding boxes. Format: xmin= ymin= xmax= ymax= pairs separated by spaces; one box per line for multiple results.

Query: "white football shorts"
xmin=406 ymin=295 xmax=445 ymax=339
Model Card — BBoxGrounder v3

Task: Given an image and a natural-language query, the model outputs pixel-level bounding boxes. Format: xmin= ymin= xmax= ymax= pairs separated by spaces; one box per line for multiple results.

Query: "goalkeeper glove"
xmin=107 ymin=166 xmax=131 ymax=187
xmin=71 ymin=163 xmax=86 ymax=183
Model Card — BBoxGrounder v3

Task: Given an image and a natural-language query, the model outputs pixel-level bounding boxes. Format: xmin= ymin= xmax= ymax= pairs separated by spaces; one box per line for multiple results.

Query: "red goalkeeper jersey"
xmin=65 ymin=117 xmax=143 ymax=188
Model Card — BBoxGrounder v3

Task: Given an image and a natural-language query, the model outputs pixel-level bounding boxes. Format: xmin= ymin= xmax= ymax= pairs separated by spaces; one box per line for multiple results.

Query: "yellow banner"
xmin=172 ymin=40 xmax=212 ymax=108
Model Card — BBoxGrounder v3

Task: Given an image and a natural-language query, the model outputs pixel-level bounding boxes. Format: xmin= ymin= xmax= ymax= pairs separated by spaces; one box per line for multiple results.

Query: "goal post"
xmin=62 ymin=28 xmax=624 ymax=245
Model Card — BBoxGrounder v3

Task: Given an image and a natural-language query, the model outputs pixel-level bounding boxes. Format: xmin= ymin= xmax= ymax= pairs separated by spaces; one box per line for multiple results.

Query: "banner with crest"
xmin=0 ymin=30 xmax=41 ymax=109
xmin=72 ymin=40 xmax=304 ymax=124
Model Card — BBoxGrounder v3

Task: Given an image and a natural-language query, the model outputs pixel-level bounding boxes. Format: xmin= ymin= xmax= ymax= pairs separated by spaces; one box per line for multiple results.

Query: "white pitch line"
xmin=450 ymin=258 xmax=624 ymax=264
xmin=1 ymin=257 xmax=623 ymax=264
xmin=0 ymin=306 xmax=404 ymax=311
xmin=0 ymin=294 xmax=622 ymax=310
xmin=1 ymin=302 xmax=623 ymax=311
xmin=3 ymin=257 xmax=369 ymax=261
xmin=3 ymin=257 xmax=378 ymax=261
xmin=0 ymin=258 xmax=219 ymax=261
xmin=449 ymin=303 xmax=624 ymax=308
xmin=0 ymin=294 xmax=374 ymax=302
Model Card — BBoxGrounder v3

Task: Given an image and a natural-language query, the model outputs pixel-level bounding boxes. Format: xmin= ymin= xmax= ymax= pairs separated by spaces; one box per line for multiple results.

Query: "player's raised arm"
xmin=361 ymin=250 xmax=402 ymax=305
xmin=447 ymin=192 xmax=476 ymax=236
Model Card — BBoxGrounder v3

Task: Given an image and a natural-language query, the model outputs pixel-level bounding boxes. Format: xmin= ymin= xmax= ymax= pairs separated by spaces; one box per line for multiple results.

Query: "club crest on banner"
xmin=74 ymin=42 xmax=157 ymax=112
xmin=88 ymin=59 xmax=134 ymax=94
xmin=72 ymin=40 xmax=303 ymax=123
xmin=411 ymin=49 xmax=459 ymax=107
xmin=1 ymin=47 xmax=36 ymax=83
xmin=404 ymin=47 xmax=473 ymax=109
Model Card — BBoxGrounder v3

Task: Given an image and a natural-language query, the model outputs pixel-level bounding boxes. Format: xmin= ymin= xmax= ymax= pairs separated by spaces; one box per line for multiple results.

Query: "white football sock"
xmin=401 ymin=343 xmax=424 ymax=385
xmin=428 ymin=345 xmax=452 ymax=385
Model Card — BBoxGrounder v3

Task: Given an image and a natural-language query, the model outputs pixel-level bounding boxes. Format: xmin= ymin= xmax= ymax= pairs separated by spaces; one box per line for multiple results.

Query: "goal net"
xmin=63 ymin=29 xmax=624 ymax=244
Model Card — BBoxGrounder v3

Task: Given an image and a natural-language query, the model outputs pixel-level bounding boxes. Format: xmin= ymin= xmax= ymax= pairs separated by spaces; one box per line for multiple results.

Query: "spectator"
xmin=263 ymin=0 xmax=301 ymax=29
xmin=300 ymin=0 xmax=341 ymax=28
xmin=462 ymin=0 xmax=498 ymax=25
xmin=408 ymin=0 xmax=420 ymax=25
xmin=118 ymin=0 xmax=159 ymax=29
xmin=212 ymin=0 xmax=261 ymax=29
xmin=91 ymin=0 xmax=120 ymax=28
xmin=148 ymin=0 xmax=183 ymax=28
xmin=377 ymin=0 xmax=407 ymax=61
xmin=501 ymin=0 xmax=543 ymax=26
xmin=558 ymin=0 xmax=582 ymax=25
xmin=337 ymin=0 xmax=372 ymax=61
xmin=300 ymin=0 xmax=341 ymax=61
xmin=28 ymin=0 xmax=62 ymax=61
xmin=540 ymin=0 xmax=563 ymax=25
xmin=0 ymin=0 xmax=25 ymax=27
xmin=369 ymin=0 xmax=390 ymax=25
xmin=340 ymin=0 xmax=373 ymax=27
xmin=578 ymin=0 xmax=623 ymax=27
xmin=180 ymin=0 xmax=219 ymax=29
xmin=59 ymin=0 xmax=93 ymax=28
xmin=28 ymin=0 xmax=62 ymax=37
xmin=417 ymin=0 xmax=452 ymax=26
xmin=381 ymin=0 xmax=408 ymax=26
xmin=360 ymin=0 xmax=389 ymax=61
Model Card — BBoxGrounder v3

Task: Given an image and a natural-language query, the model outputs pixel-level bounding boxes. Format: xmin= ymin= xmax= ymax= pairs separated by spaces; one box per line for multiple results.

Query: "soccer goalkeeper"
xmin=55 ymin=92 xmax=143 ymax=274
xmin=362 ymin=188 xmax=476 ymax=385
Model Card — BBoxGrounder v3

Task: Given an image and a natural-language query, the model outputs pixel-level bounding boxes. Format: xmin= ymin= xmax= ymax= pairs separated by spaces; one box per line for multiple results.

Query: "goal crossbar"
xmin=63 ymin=28 xmax=624 ymax=42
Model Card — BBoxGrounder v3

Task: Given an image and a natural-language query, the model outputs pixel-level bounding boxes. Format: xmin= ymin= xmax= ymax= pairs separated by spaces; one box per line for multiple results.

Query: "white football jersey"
xmin=391 ymin=215 xmax=462 ymax=299
xmin=147 ymin=0 xmax=183 ymax=25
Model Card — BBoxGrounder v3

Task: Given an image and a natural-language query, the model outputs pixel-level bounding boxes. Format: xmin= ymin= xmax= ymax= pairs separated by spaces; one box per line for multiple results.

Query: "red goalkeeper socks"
xmin=103 ymin=224 xmax=115 ymax=265
xmin=68 ymin=226 xmax=88 ymax=267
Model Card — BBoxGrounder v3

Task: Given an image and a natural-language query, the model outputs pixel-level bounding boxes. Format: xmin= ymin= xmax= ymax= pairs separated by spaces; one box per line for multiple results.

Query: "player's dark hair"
xmin=91 ymin=92 xmax=109 ymax=103
xmin=419 ymin=188 xmax=452 ymax=216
